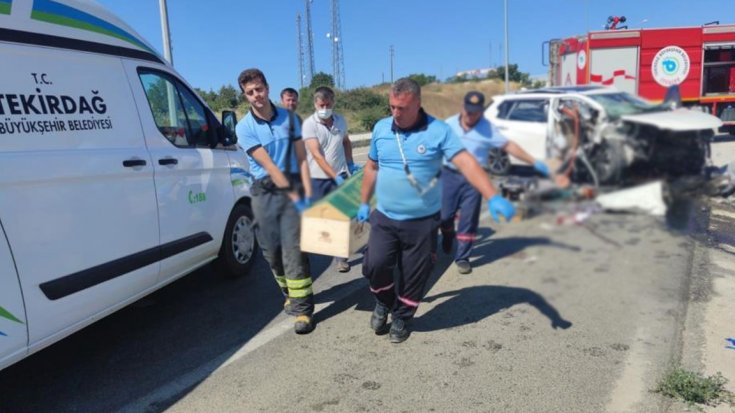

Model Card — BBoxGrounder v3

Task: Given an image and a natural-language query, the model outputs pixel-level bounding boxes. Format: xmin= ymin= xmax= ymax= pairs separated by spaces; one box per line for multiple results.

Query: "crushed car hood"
xmin=621 ymin=109 xmax=723 ymax=131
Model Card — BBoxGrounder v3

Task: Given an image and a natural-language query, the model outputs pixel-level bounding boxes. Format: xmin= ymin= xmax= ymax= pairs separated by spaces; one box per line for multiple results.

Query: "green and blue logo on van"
xmin=230 ymin=167 xmax=253 ymax=187
xmin=0 ymin=305 xmax=23 ymax=337
xmin=31 ymin=0 xmax=157 ymax=55
xmin=0 ymin=0 xmax=12 ymax=15
xmin=188 ymin=190 xmax=207 ymax=204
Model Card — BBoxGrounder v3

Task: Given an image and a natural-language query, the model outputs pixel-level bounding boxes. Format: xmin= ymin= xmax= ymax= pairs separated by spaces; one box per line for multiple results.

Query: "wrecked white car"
xmin=485 ymin=86 xmax=723 ymax=185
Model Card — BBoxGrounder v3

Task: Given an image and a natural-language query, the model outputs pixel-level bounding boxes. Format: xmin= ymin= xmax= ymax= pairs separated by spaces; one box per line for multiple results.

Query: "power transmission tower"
xmin=296 ymin=13 xmax=305 ymax=88
xmin=330 ymin=0 xmax=345 ymax=89
xmin=304 ymin=0 xmax=315 ymax=85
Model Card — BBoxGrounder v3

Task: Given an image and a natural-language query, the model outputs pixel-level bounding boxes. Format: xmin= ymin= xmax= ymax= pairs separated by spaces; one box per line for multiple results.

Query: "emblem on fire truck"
xmin=651 ymin=46 xmax=690 ymax=87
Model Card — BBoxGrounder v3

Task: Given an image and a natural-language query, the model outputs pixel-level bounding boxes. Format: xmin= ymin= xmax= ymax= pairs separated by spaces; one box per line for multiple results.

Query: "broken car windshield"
xmin=587 ymin=92 xmax=663 ymax=119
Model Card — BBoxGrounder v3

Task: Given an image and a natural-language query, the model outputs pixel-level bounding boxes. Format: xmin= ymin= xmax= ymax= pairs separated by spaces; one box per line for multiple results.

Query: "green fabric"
xmin=314 ymin=170 xmax=375 ymax=218
xmin=274 ymin=275 xmax=288 ymax=289
xmin=286 ymin=277 xmax=313 ymax=298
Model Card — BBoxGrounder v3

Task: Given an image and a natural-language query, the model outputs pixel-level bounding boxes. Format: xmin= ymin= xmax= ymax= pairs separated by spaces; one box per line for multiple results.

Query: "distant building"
xmin=455 ymin=67 xmax=497 ymax=79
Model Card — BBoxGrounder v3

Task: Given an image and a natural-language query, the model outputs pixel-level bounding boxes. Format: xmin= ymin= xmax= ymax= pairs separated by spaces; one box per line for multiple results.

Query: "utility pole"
xmin=503 ymin=0 xmax=510 ymax=93
xmin=489 ymin=41 xmax=493 ymax=68
xmin=297 ymin=13 xmax=305 ymax=88
xmin=304 ymin=0 xmax=315 ymax=85
xmin=389 ymin=45 xmax=395 ymax=83
xmin=159 ymin=0 xmax=173 ymax=65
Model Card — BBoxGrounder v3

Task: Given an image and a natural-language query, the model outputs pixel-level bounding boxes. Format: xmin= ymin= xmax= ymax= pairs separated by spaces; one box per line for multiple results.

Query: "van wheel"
xmin=216 ymin=204 xmax=257 ymax=278
xmin=487 ymin=148 xmax=511 ymax=176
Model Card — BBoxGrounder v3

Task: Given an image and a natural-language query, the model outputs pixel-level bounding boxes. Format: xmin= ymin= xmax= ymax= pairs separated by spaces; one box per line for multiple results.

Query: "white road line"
xmin=219 ymin=301 xmax=332 ymax=369
xmin=119 ymin=282 xmax=366 ymax=413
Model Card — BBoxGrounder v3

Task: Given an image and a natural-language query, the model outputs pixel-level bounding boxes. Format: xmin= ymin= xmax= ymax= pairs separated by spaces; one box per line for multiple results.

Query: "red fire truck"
xmin=546 ymin=24 xmax=735 ymax=133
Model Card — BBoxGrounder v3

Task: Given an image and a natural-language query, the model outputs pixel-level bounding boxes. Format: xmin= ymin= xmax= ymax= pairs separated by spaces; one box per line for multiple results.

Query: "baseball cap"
xmin=463 ymin=91 xmax=485 ymax=113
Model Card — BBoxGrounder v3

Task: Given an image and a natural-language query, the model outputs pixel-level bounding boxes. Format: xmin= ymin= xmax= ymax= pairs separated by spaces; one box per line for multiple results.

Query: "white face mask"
xmin=316 ymin=108 xmax=333 ymax=120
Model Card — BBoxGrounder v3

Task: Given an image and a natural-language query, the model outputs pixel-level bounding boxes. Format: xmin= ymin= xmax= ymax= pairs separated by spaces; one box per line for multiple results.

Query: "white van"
xmin=0 ymin=0 xmax=257 ymax=370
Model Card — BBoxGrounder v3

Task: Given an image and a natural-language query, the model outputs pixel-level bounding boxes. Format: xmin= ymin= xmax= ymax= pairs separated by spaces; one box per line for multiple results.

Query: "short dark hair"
xmin=237 ymin=68 xmax=268 ymax=92
xmin=280 ymin=87 xmax=299 ymax=98
xmin=313 ymin=86 xmax=335 ymax=102
xmin=391 ymin=77 xmax=421 ymax=99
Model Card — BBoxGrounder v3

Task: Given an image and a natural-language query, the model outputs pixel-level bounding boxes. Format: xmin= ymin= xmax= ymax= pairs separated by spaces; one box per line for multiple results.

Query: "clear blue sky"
xmin=97 ymin=0 xmax=732 ymax=98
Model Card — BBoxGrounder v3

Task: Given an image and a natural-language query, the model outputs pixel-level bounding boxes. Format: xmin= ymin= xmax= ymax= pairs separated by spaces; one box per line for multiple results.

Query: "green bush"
xmin=357 ymin=106 xmax=389 ymax=131
xmin=655 ymin=367 xmax=734 ymax=408
xmin=337 ymin=88 xmax=387 ymax=112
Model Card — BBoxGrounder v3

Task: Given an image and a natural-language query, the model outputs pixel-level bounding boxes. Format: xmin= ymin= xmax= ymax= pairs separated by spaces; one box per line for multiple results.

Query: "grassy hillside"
xmin=420 ymin=79 xmax=508 ymax=120
xmin=235 ymin=79 xmax=514 ymax=134
xmin=340 ymin=79 xmax=512 ymax=133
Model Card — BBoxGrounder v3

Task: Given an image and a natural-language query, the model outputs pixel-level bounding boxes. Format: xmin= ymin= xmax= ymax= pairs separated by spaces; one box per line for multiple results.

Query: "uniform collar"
xmin=250 ymin=101 xmax=279 ymax=124
xmin=391 ymin=108 xmax=429 ymax=133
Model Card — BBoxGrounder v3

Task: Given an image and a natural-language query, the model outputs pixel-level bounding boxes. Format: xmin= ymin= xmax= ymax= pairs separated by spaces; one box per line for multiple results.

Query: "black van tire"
xmin=215 ymin=203 xmax=258 ymax=278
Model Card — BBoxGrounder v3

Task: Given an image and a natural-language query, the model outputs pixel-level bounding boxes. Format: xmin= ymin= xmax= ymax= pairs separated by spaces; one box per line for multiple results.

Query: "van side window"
xmin=138 ymin=71 xmax=211 ymax=148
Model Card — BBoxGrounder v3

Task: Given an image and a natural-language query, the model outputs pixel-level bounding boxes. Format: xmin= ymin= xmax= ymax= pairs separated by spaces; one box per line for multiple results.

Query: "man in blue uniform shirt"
xmin=441 ymin=91 xmax=550 ymax=274
xmin=357 ymin=78 xmax=516 ymax=343
xmin=236 ymin=68 xmax=315 ymax=334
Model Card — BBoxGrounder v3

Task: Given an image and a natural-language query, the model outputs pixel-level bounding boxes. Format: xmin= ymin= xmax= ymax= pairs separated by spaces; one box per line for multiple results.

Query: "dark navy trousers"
xmin=362 ymin=210 xmax=439 ymax=320
xmin=440 ymin=167 xmax=482 ymax=262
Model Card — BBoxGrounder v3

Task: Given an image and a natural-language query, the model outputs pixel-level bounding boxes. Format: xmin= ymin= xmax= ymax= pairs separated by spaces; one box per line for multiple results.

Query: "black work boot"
xmin=456 ymin=260 xmax=472 ymax=274
xmin=294 ymin=315 xmax=315 ymax=334
xmin=389 ymin=317 xmax=411 ymax=343
xmin=370 ymin=301 xmax=390 ymax=335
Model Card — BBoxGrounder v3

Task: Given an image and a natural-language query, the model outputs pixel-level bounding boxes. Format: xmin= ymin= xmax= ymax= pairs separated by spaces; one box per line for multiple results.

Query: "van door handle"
xmin=123 ymin=159 xmax=147 ymax=167
xmin=158 ymin=158 xmax=178 ymax=166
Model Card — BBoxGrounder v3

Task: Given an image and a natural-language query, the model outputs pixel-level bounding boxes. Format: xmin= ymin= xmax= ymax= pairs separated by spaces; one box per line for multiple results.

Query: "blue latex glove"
xmin=348 ymin=161 xmax=362 ymax=175
xmin=533 ymin=160 xmax=550 ymax=177
xmin=293 ymin=198 xmax=310 ymax=214
xmin=335 ymin=174 xmax=346 ymax=186
xmin=356 ymin=203 xmax=370 ymax=223
xmin=488 ymin=194 xmax=515 ymax=223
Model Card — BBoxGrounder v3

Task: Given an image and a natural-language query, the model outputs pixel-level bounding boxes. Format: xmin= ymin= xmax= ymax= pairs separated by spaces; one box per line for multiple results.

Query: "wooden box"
xmin=300 ymin=171 xmax=372 ymax=258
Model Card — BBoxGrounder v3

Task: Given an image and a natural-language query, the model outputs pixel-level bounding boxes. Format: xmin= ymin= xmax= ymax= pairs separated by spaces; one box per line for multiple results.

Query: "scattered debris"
xmin=596 ymin=181 xmax=667 ymax=216
xmin=726 ymin=337 xmax=735 ymax=350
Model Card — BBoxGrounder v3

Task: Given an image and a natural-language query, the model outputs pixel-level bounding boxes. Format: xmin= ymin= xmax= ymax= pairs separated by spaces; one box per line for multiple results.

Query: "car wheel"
xmin=591 ymin=140 xmax=626 ymax=185
xmin=487 ymin=148 xmax=512 ymax=176
xmin=215 ymin=203 xmax=258 ymax=278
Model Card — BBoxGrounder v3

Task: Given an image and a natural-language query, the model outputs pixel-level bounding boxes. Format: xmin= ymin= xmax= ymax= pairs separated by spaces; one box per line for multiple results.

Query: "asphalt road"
xmin=0 ymin=202 xmax=701 ymax=413
xmin=0 ymin=135 xmax=731 ymax=413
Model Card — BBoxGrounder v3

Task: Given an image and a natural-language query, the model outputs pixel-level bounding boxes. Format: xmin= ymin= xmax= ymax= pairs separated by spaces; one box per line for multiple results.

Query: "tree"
xmin=214 ymin=85 xmax=240 ymax=110
xmin=489 ymin=64 xmax=531 ymax=86
xmin=309 ymin=72 xmax=335 ymax=88
xmin=407 ymin=73 xmax=437 ymax=86
xmin=194 ymin=87 xmax=218 ymax=110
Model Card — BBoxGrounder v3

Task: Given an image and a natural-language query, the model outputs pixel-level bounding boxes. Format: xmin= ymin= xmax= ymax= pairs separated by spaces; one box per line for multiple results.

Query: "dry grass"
xmin=232 ymin=80 xmax=518 ymax=132
xmin=420 ymin=79 xmax=510 ymax=119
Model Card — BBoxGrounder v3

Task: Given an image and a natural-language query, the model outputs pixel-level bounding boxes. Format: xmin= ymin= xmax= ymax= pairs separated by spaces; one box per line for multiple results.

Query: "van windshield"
xmin=587 ymin=92 xmax=663 ymax=119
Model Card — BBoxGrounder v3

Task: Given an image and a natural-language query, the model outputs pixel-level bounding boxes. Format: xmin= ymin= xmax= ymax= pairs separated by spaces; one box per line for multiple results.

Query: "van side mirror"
xmin=221 ymin=110 xmax=238 ymax=146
